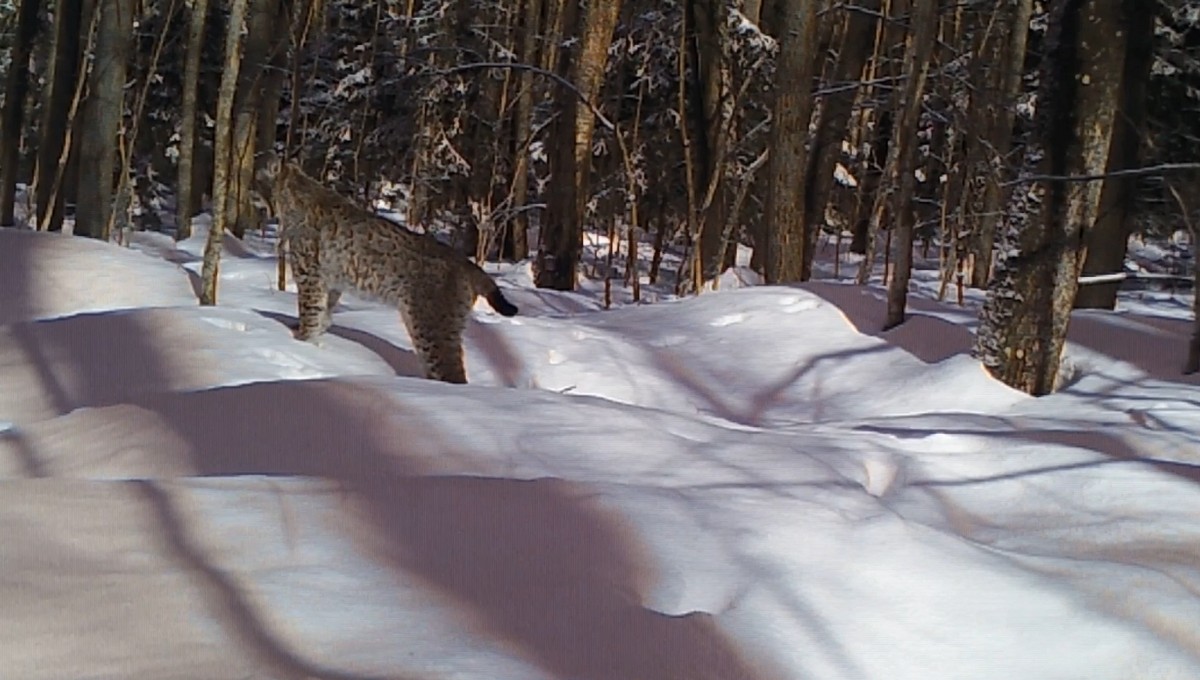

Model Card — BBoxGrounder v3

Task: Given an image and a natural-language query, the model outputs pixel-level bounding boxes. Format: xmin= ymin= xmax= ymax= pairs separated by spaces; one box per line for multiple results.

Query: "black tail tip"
xmin=488 ymin=289 xmax=519 ymax=317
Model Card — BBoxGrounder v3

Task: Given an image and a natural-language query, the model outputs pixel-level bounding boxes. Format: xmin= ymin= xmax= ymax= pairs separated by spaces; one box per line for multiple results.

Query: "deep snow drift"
xmin=1 ymin=226 xmax=1198 ymax=680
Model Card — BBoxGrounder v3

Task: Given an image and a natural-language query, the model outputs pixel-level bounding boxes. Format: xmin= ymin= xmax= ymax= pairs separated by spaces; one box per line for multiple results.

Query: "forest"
xmin=0 ymin=0 xmax=1197 ymax=396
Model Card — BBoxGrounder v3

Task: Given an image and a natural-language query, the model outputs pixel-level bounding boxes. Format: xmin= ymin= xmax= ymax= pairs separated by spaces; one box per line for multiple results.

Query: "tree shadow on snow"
xmin=130 ymin=378 xmax=778 ymax=680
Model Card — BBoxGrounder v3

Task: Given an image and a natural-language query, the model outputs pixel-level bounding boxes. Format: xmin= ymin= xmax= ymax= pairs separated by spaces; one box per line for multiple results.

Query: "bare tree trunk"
xmin=1075 ymin=0 xmax=1153 ymax=309
xmin=176 ymin=0 xmax=210 ymax=240
xmin=849 ymin=0 xmax=907 ymax=263
xmin=967 ymin=0 xmax=1034 ymax=288
xmin=762 ymin=0 xmax=820 ymax=283
xmin=0 ymin=0 xmax=42 ymax=227
xmin=199 ymin=0 xmax=252 ymax=305
xmin=882 ymin=0 xmax=939 ymax=329
xmin=690 ymin=0 xmax=732 ymax=281
xmin=225 ymin=0 xmax=282 ymax=239
xmin=36 ymin=0 xmax=84 ymax=233
xmin=974 ymin=0 xmax=1127 ymax=395
xmin=1169 ymin=181 xmax=1200 ymax=373
xmin=74 ymin=0 xmax=134 ymax=240
xmin=804 ymin=0 xmax=880 ymax=278
xmin=505 ymin=0 xmax=542 ymax=261
xmin=534 ymin=0 xmax=623 ymax=290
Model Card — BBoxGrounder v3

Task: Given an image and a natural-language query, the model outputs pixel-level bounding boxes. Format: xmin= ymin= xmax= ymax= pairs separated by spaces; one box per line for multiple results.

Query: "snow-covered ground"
xmin=1 ymin=225 xmax=1198 ymax=680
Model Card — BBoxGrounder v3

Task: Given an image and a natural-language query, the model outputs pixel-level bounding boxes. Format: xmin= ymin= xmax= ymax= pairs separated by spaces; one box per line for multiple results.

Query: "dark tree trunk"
xmin=505 ymin=0 xmax=543 ymax=261
xmin=175 ymin=0 xmax=210 ymax=240
xmin=804 ymin=0 xmax=880 ymax=277
xmin=226 ymin=0 xmax=282 ymax=239
xmin=883 ymin=0 xmax=939 ymax=329
xmin=36 ymin=0 xmax=83 ymax=233
xmin=74 ymin=0 xmax=134 ymax=240
xmin=535 ymin=0 xmax=623 ymax=290
xmin=689 ymin=0 xmax=732 ymax=281
xmin=0 ymin=0 xmax=42 ymax=227
xmin=969 ymin=0 xmax=1035 ymax=288
xmin=762 ymin=0 xmax=820 ymax=283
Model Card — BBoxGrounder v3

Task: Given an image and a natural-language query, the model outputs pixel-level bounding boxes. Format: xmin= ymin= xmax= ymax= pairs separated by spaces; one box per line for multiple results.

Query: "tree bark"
xmin=969 ymin=0 xmax=1034 ymax=288
xmin=974 ymin=0 xmax=1127 ymax=396
xmin=534 ymin=0 xmax=623 ymax=290
xmin=762 ymin=0 xmax=820 ymax=283
xmin=225 ymin=0 xmax=282 ymax=239
xmin=505 ymin=0 xmax=542 ymax=261
xmin=804 ymin=0 xmax=880 ymax=278
xmin=199 ymin=0 xmax=252 ymax=305
xmin=1074 ymin=0 xmax=1154 ymax=309
xmin=689 ymin=0 xmax=732 ymax=281
xmin=883 ymin=0 xmax=939 ymax=329
xmin=74 ymin=0 xmax=134 ymax=240
xmin=0 ymin=0 xmax=42 ymax=227
xmin=36 ymin=0 xmax=84 ymax=233
xmin=176 ymin=0 xmax=211 ymax=240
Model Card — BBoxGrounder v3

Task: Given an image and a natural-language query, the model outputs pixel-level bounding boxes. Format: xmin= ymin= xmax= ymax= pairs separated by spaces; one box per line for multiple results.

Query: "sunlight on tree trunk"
xmin=1075 ymin=0 xmax=1154 ymax=310
xmin=974 ymin=0 xmax=1127 ymax=395
xmin=200 ymin=0 xmax=252 ymax=305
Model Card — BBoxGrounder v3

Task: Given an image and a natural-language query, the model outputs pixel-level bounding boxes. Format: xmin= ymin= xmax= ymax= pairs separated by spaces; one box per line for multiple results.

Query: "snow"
xmin=1 ymin=226 xmax=1199 ymax=680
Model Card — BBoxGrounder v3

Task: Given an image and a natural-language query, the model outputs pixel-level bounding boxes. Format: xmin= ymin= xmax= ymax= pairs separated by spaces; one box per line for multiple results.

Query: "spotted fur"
xmin=258 ymin=154 xmax=518 ymax=384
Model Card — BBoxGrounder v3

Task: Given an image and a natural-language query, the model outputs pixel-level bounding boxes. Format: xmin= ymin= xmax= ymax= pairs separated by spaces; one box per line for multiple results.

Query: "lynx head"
xmin=254 ymin=150 xmax=289 ymax=209
xmin=256 ymin=149 xmax=286 ymax=184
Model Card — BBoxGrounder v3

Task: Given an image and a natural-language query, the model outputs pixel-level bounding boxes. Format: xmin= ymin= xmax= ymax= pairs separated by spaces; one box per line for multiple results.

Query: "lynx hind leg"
xmin=293 ymin=262 xmax=331 ymax=342
xmin=325 ymin=288 xmax=343 ymax=323
xmin=400 ymin=298 xmax=470 ymax=384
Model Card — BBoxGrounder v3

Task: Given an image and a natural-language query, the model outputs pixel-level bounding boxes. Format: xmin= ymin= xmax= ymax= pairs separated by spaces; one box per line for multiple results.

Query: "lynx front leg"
xmin=400 ymin=302 xmax=469 ymax=384
xmin=292 ymin=254 xmax=331 ymax=342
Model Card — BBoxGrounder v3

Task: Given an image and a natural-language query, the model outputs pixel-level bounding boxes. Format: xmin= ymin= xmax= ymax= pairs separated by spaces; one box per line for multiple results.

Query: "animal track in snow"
xmin=778 ymin=296 xmax=821 ymax=314
xmin=709 ymin=313 xmax=745 ymax=327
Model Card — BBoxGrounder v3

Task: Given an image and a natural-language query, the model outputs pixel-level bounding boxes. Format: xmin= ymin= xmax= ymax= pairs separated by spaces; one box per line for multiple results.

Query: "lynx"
xmin=257 ymin=154 xmax=518 ymax=384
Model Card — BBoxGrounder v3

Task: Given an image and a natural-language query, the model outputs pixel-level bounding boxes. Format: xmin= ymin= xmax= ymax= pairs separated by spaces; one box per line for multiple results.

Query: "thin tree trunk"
xmin=974 ymin=0 xmax=1127 ymax=395
xmin=199 ymin=0 xmax=252 ymax=305
xmin=74 ymin=0 xmax=134 ymax=240
xmin=883 ymin=0 xmax=939 ymax=329
xmin=762 ymin=0 xmax=820 ymax=283
xmin=36 ymin=0 xmax=84 ymax=233
xmin=0 ymin=0 xmax=42 ymax=227
xmin=1168 ymin=180 xmax=1200 ymax=373
xmin=176 ymin=0 xmax=210 ymax=240
xmin=506 ymin=0 xmax=542 ymax=261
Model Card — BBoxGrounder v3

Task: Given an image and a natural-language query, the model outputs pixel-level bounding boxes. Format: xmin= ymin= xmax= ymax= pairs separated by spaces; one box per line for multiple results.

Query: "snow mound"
xmin=0 ymin=229 xmax=197 ymax=324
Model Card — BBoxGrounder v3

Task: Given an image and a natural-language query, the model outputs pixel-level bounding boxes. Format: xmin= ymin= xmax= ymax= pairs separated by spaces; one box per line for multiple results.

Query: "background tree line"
xmin=0 ymin=0 xmax=1196 ymax=395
